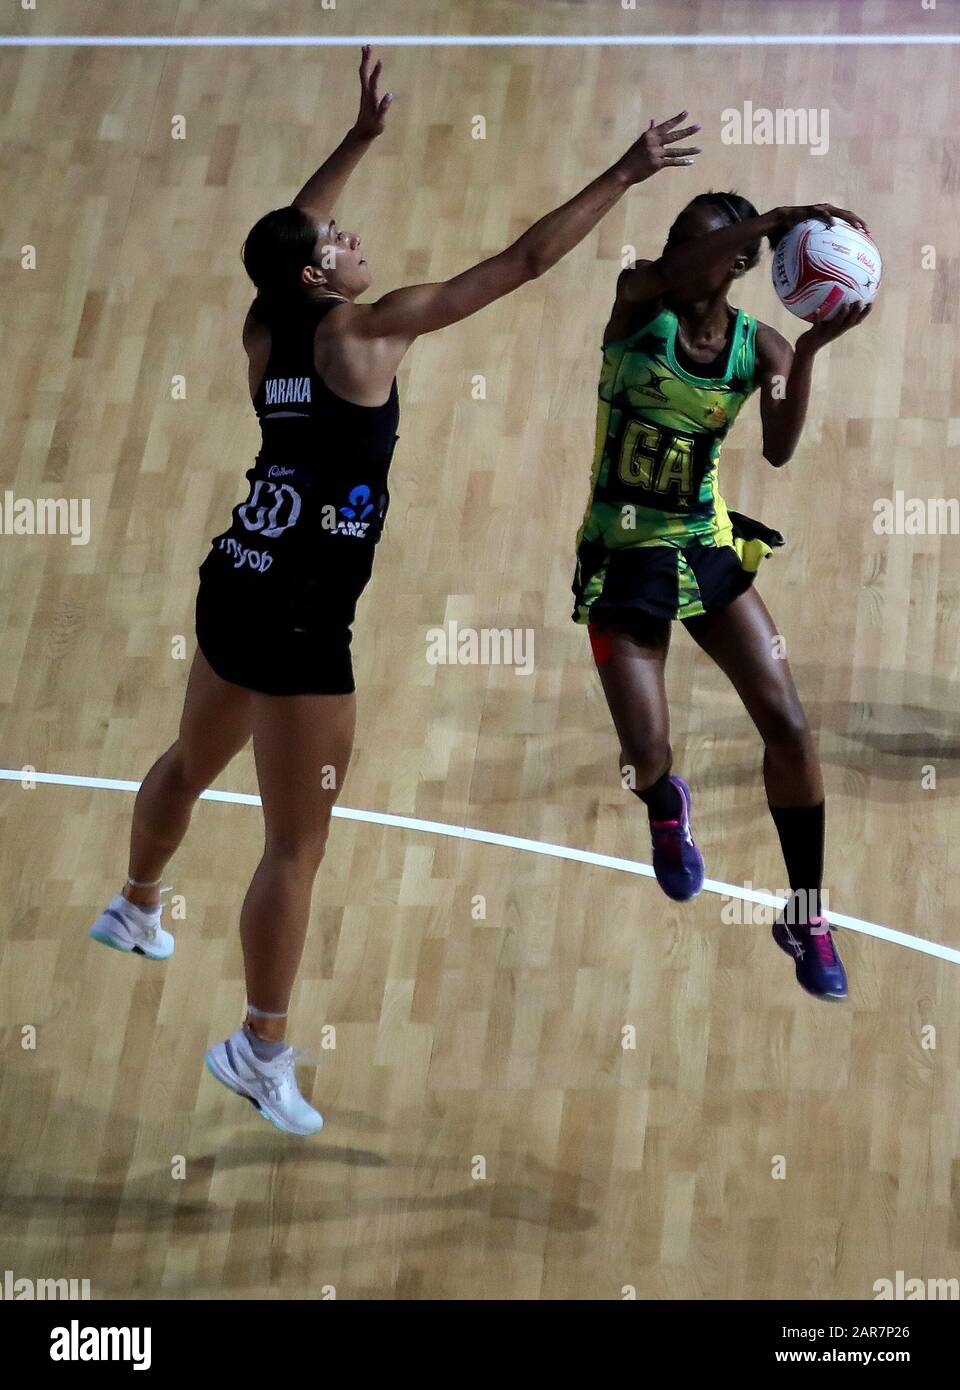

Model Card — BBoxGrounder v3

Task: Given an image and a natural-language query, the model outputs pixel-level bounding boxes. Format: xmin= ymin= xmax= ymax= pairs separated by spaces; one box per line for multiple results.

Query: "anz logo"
xmin=340 ymin=484 xmax=375 ymax=522
xmin=333 ymin=484 xmax=386 ymax=538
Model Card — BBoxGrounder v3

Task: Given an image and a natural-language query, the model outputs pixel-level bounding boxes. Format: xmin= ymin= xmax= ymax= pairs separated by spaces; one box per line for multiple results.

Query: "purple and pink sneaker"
xmin=772 ymin=911 xmax=847 ymax=1000
xmin=648 ymin=775 xmax=705 ymax=902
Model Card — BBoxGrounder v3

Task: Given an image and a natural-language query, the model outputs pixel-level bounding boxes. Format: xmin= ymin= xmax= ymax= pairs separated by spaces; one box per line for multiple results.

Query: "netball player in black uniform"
xmin=572 ymin=193 xmax=871 ymax=1001
xmin=88 ymin=49 xmax=704 ymax=1133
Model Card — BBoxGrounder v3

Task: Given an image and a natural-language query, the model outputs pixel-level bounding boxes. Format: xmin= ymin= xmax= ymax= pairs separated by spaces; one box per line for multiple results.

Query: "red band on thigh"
xmin=588 ymin=624 xmax=612 ymax=665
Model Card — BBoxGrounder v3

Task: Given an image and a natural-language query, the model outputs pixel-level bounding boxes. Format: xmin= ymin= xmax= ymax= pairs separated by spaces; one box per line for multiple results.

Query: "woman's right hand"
xmin=615 ymin=113 xmax=703 ymax=185
xmin=766 ymin=203 xmax=871 ymax=242
xmin=353 ymin=44 xmax=393 ymax=140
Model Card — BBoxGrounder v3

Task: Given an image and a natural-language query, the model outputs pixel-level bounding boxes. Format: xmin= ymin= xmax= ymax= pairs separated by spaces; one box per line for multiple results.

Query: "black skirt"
xmin=194 ymin=579 xmax=356 ymax=696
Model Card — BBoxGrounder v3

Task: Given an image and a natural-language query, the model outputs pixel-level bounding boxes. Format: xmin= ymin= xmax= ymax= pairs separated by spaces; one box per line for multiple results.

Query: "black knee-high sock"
xmin=768 ymin=801 xmax=825 ymax=924
xmin=632 ymin=770 xmax=681 ymax=821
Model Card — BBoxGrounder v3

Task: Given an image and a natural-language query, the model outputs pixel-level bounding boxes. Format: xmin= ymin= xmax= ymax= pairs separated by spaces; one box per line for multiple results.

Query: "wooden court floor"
xmin=1 ymin=1 xmax=959 ymax=1299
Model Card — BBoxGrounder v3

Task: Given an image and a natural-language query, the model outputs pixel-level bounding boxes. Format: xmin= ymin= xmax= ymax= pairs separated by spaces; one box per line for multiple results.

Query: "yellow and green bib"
xmin=577 ymin=305 xmax=759 ymax=549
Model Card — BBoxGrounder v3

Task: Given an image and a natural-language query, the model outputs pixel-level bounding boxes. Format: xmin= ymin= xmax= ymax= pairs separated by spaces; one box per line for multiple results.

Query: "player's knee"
xmin=761 ymin=702 xmax=812 ymax=757
xmin=619 ymin=742 xmax=671 ymax=793
xmin=166 ymin=740 xmax=210 ymax=798
xmin=264 ymin=818 xmax=332 ymax=869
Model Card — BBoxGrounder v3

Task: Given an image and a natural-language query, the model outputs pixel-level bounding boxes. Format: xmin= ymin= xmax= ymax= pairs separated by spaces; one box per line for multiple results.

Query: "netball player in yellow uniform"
xmin=573 ymin=192 xmax=871 ymax=999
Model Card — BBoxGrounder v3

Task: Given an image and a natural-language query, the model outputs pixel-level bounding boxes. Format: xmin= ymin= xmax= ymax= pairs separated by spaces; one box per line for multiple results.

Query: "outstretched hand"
xmin=354 ymin=45 xmax=393 ymax=139
xmin=616 ymin=111 xmax=703 ymax=185
xmin=767 ymin=203 xmax=871 ymax=241
xmin=797 ymin=299 xmax=872 ymax=353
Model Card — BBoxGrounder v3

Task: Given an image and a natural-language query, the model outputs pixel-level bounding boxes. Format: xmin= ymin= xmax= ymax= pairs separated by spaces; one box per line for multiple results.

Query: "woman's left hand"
xmin=354 ymin=45 xmax=393 ymax=139
xmin=797 ymin=299 xmax=872 ymax=353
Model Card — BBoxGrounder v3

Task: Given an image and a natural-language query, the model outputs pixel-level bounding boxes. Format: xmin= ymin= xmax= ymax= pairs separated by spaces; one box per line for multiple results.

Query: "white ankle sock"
xmin=117 ymin=894 xmax=161 ymax=919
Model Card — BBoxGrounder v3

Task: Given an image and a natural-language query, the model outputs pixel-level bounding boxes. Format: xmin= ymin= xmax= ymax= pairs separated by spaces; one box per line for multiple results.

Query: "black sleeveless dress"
xmin=195 ymin=297 xmax=400 ymax=694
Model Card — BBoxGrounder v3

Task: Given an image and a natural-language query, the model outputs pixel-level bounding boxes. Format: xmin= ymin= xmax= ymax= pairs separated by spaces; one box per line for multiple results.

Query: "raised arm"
xmin=292 ymin=46 xmax=393 ymax=220
xmin=757 ymin=301 xmax=872 ymax=467
xmin=356 ymin=113 xmax=703 ymax=342
xmin=610 ymin=202 xmax=871 ymax=328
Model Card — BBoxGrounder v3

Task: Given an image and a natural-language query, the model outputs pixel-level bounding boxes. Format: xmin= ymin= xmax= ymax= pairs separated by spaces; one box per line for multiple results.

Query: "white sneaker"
xmin=89 ymin=892 xmax=175 ymax=960
xmin=204 ymin=1028 xmax=324 ymax=1137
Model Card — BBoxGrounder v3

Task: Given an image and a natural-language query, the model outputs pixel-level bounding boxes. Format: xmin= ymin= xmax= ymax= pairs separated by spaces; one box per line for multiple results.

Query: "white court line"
xmin=0 ymin=34 xmax=958 ymax=48
xmin=1 ymin=765 xmax=958 ymax=966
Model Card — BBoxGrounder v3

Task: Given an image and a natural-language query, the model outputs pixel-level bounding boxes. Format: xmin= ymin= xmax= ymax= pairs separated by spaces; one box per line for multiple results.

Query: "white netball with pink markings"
xmin=771 ymin=218 xmax=882 ymax=322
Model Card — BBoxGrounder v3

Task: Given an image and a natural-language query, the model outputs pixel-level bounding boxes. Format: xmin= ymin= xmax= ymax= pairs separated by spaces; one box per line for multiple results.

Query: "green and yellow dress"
xmin=572 ymin=304 xmax=783 ymax=625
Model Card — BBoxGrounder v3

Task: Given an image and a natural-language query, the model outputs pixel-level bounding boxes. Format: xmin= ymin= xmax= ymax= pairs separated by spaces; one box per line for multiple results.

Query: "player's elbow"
xmin=763 ymin=447 xmax=791 ymax=469
xmin=518 ymin=246 xmax=547 ymax=282
xmin=762 ymin=433 xmax=793 ymax=468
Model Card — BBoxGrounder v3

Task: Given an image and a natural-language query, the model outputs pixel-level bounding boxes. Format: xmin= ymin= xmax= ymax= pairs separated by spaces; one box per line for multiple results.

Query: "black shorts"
xmin=573 ymin=537 xmax=757 ymax=626
xmin=572 ymin=511 xmax=785 ymax=625
xmin=194 ymin=579 xmax=356 ymax=696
